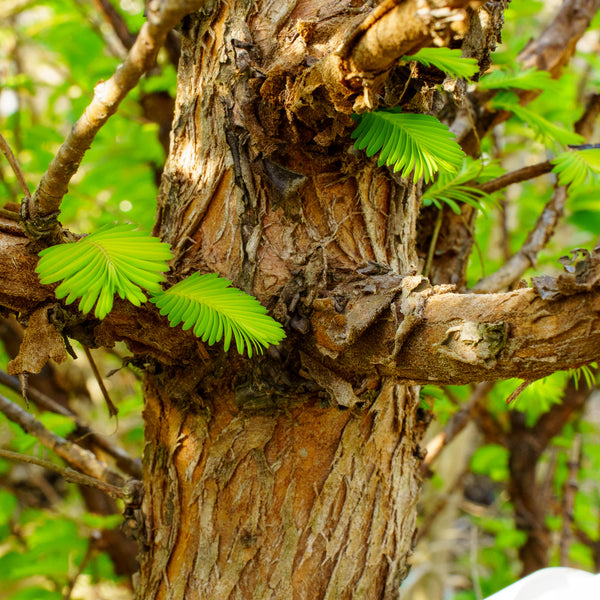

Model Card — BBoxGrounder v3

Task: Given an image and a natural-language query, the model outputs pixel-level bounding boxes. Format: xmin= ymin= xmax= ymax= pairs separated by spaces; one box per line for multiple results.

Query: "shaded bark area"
xmin=138 ymin=374 xmax=426 ymax=599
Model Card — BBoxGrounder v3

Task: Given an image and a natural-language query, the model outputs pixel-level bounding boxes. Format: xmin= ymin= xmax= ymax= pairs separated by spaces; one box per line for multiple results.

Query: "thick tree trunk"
xmin=138 ymin=374 xmax=426 ymax=598
xmin=137 ymin=3 xmax=434 ymax=597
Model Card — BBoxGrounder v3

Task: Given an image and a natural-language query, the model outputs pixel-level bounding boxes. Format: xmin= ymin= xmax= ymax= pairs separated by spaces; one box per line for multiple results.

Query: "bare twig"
xmin=421 ymin=382 xmax=494 ymax=475
xmin=559 ymin=433 xmax=582 ymax=565
xmin=64 ymin=531 xmax=101 ymax=600
xmin=0 ymin=448 xmax=124 ymax=499
xmin=0 ymin=369 xmax=141 ymax=478
xmin=423 ymin=205 xmax=444 ymax=279
xmin=574 ymin=93 xmax=600 ymax=140
xmin=471 ymin=185 xmax=568 ymax=293
xmin=83 ymin=346 xmax=118 ymax=418
xmin=0 ymin=391 xmax=125 ymax=486
xmin=92 ymin=0 xmax=136 ymax=51
xmin=0 ymin=0 xmax=36 ymax=20
xmin=0 ymin=132 xmax=30 ymax=200
xmin=476 ymin=161 xmax=554 ymax=195
xmin=26 ymin=0 xmax=209 ymax=228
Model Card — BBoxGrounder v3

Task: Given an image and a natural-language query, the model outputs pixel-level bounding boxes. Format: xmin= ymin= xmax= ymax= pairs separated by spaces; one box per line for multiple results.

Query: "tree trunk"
xmin=5 ymin=1 xmax=600 ymax=598
xmin=137 ymin=2 xmax=440 ymax=597
xmin=138 ymin=375 xmax=426 ymax=598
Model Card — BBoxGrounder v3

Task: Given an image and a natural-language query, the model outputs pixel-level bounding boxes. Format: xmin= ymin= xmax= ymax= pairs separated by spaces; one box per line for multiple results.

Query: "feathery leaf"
xmin=403 ymin=47 xmax=479 ymax=80
xmin=352 ymin=108 xmax=464 ymax=183
xmin=491 ymin=92 xmax=583 ymax=147
xmin=478 ymin=66 xmax=553 ymax=91
xmin=149 ymin=273 xmax=285 ymax=357
xmin=36 ymin=224 xmax=172 ymax=319
xmin=551 ymin=149 xmax=600 ymax=188
xmin=422 ymin=158 xmax=504 ymax=214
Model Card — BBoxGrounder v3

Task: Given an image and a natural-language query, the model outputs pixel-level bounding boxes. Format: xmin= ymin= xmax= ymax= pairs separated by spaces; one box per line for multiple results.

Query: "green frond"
xmin=36 ymin=223 xmax=172 ymax=319
xmin=352 ymin=108 xmax=464 ymax=183
xmin=491 ymin=92 xmax=584 ymax=147
xmin=149 ymin=273 xmax=285 ymax=357
xmin=478 ymin=66 xmax=553 ymax=91
xmin=422 ymin=157 xmax=504 ymax=214
xmin=402 ymin=48 xmax=479 ymax=80
xmin=551 ymin=149 xmax=600 ymax=188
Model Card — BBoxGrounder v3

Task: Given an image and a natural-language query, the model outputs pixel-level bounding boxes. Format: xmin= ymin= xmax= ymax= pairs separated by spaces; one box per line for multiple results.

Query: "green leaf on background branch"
xmin=491 ymin=92 xmax=584 ymax=147
xmin=402 ymin=47 xmax=479 ymax=79
xmin=35 ymin=225 xmax=285 ymax=356
xmin=351 ymin=108 xmax=465 ymax=183
xmin=422 ymin=157 xmax=505 ymax=214
xmin=551 ymin=149 xmax=600 ymax=188
xmin=478 ymin=66 xmax=554 ymax=91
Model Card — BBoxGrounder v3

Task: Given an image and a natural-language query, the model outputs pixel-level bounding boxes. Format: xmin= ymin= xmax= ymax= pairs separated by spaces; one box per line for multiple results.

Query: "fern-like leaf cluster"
xmin=351 ymin=108 xmax=464 ymax=183
xmin=36 ymin=225 xmax=285 ymax=356
xmin=422 ymin=158 xmax=504 ymax=214
xmin=478 ymin=66 xmax=553 ymax=91
xmin=491 ymin=92 xmax=583 ymax=147
xmin=150 ymin=273 xmax=284 ymax=357
xmin=551 ymin=148 xmax=600 ymax=188
xmin=37 ymin=224 xmax=172 ymax=319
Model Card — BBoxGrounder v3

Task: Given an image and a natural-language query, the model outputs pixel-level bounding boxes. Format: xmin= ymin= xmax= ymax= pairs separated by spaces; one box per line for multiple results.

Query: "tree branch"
xmin=288 ymin=0 xmax=483 ymax=117
xmin=0 ymin=448 xmax=124 ymax=499
xmin=0 ymin=368 xmax=141 ymax=478
xmin=421 ymin=381 xmax=495 ymax=474
xmin=457 ymin=0 xmax=600 ymax=153
xmin=24 ymin=0 xmax=209 ymax=230
xmin=1 ymin=228 xmax=599 ymax=389
xmin=476 ymin=160 xmax=553 ymax=195
xmin=0 ymin=391 xmax=125 ymax=487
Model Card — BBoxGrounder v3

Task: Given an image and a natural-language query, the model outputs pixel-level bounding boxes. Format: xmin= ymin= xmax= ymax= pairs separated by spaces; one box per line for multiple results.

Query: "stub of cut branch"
xmin=26 ymin=0 xmax=209 ymax=228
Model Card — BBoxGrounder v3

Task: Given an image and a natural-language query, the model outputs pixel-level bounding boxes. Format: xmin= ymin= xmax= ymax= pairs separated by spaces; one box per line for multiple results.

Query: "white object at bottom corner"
xmin=483 ymin=567 xmax=600 ymax=600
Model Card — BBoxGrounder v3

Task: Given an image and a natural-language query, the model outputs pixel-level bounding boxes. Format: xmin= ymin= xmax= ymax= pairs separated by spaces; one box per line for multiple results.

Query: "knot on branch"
xmin=19 ymin=197 xmax=63 ymax=246
xmin=532 ymin=247 xmax=600 ymax=300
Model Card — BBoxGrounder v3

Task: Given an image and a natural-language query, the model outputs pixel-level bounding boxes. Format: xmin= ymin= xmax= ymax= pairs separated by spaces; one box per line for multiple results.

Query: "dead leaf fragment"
xmin=7 ymin=306 xmax=69 ymax=376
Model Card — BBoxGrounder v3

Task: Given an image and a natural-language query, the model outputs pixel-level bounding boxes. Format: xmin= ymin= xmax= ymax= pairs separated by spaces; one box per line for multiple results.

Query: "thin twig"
xmin=0 ymin=391 xmax=125 ymax=487
xmin=0 ymin=369 xmax=141 ymax=478
xmin=92 ymin=0 xmax=136 ymax=50
xmin=83 ymin=346 xmax=118 ymax=418
xmin=0 ymin=132 xmax=31 ymax=200
xmin=423 ymin=205 xmax=443 ymax=279
xmin=505 ymin=379 xmax=536 ymax=405
xmin=476 ymin=160 xmax=553 ymax=195
xmin=64 ymin=531 xmax=101 ymax=600
xmin=0 ymin=448 xmax=124 ymax=499
xmin=27 ymin=0 xmax=210 ymax=226
xmin=471 ymin=186 xmax=568 ymax=293
xmin=421 ymin=382 xmax=494 ymax=475
xmin=559 ymin=433 xmax=582 ymax=565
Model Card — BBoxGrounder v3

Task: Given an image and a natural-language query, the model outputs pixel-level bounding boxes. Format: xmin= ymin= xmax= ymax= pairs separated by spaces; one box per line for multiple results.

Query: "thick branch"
xmin=289 ymin=0 xmax=482 ymax=116
xmin=2 ymin=228 xmax=599 ymax=389
xmin=26 ymin=0 xmax=208 ymax=224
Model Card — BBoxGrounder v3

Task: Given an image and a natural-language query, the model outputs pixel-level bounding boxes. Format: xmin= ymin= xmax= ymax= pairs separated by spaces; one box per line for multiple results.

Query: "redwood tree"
xmin=1 ymin=0 xmax=600 ymax=598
